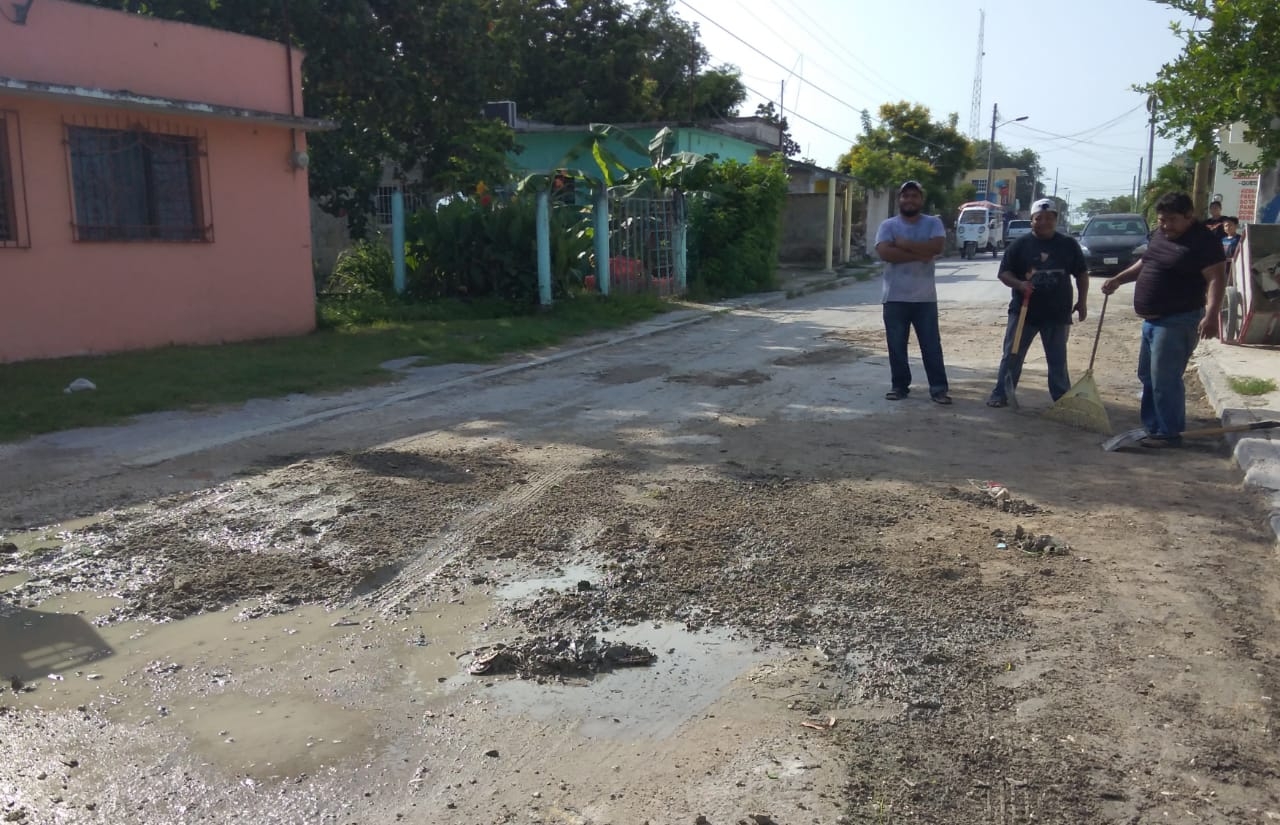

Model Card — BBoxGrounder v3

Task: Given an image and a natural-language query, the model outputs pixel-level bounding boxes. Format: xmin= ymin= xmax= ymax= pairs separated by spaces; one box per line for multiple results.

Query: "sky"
xmin=672 ymin=0 xmax=1196 ymax=214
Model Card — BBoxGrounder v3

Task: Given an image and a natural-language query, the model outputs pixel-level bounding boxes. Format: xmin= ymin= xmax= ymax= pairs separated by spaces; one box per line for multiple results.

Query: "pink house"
xmin=0 ymin=0 xmax=330 ymax=362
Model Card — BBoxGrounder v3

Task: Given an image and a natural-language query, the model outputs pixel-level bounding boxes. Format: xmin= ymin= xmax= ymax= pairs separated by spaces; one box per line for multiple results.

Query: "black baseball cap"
xmin=899 ymin=180 xmax=923 ymax=194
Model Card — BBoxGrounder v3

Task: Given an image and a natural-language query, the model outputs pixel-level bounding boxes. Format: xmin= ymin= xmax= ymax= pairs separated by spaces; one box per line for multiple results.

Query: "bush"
xmin=324 ymin=239 xmax=395 ymax=297
xmin=687 ymin=156 xmax=789 ymax=298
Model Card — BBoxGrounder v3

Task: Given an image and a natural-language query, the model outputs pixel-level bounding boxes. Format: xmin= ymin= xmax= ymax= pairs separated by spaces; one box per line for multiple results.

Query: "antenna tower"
xmin=968 ymin=10 xmax=985 ymax=139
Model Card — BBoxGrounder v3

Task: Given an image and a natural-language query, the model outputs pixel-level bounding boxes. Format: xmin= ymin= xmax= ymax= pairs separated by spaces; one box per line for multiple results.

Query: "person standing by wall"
xmin=1101 ymin=192 xmax=1226 ymax=447
xmin=1222 ymin=216 xmax=1241 ymax=260
xmin=874 ymin=180 xmax=952 ymax=404
xmin=1204 ymin=198 xmax=1227 ymax=240
xmin=986 ymin=199 xmax=1088 ymax=407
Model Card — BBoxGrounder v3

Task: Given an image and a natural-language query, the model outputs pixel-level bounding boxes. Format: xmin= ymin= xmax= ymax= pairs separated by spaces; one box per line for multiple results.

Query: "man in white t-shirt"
xmin=873 ymin=180 xmax=951 ymax=404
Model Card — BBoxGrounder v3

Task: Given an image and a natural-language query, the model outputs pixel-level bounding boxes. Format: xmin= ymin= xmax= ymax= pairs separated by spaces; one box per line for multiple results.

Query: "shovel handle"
xmin=1010 ymin=288 xmax=1031 ymax=356
xmin=1182 ymin=420 xmax=1280 ymax=438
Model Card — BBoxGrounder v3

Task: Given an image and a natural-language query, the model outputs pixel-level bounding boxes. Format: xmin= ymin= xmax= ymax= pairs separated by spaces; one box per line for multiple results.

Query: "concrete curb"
xmin=125 ymin=274 xmax=869 ymax=468
xmin=1195 ymin=350 xmax=1280 ymax=541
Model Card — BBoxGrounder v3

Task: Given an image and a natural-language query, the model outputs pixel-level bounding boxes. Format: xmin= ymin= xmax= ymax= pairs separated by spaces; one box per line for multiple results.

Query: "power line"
xmin=677 ymin=0 xmax=951 ymax=152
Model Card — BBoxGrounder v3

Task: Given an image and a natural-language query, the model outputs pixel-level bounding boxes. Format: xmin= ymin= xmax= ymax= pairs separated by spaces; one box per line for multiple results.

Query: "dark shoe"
xmin=885 ymin=389 xmax=908 ymax=401
xmin=1139 ymin=435 xmax=1183 ymax=449
xmin=986 ymin=396 xmax=1008 ymax=408
xmin=931 ymin=392 xmax=953 ymax=405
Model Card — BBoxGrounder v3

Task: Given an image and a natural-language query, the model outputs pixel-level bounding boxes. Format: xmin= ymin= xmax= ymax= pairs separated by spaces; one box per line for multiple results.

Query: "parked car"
xmin=1078 ymin=213 xmax=1150 ymax=277
xmin=1005 ymin=219 xmax=1032 ymax=244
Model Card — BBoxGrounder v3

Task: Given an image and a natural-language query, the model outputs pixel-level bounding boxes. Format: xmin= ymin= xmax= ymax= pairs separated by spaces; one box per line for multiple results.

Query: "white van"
xmin=955 ymin=201 xmax=1005 ymax=259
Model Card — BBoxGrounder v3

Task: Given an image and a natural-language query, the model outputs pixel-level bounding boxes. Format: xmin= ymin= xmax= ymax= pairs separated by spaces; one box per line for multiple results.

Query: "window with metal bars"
xmin=0 ymin=116 xmax=15 ymax=244
xmin=67 ymin=125 xmax=208 ymax=242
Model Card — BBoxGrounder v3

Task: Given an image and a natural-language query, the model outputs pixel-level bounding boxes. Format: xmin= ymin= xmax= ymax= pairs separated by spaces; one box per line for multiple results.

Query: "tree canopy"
xmin=836 ymin=102 xmax=974 ymax=212
xmin=488 ymin=0 xmax=744 ymax=124
xmin=1078 ymin=196 xmax=1139 ymax=217
xmin=1140 ymin=0 xmax=1280 ymax=168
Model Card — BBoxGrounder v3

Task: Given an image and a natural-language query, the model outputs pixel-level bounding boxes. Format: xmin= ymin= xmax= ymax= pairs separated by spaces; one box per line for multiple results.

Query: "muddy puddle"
xmin=489 ymin=623 xmax=765 ymax=740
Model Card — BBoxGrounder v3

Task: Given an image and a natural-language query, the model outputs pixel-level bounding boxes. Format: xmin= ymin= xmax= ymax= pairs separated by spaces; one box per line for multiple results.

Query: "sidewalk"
xmin=1194 ymin=339 xmax=1280 ymax=539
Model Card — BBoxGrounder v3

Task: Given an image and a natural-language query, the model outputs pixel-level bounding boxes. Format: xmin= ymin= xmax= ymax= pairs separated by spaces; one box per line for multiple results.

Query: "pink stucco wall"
xmin=0 ymin=1 xmax=316 ymax=362
xmin=0 ymin=0 xmax=303 ymax=115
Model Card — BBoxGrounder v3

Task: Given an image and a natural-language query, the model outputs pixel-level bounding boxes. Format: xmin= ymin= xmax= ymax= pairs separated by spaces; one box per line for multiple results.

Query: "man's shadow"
xmin=0 ymin=599 xmax=114 ymax=684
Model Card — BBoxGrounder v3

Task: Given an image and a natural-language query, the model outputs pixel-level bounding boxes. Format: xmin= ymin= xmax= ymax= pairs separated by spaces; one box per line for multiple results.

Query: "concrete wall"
xmin=780 ymin=193 xmax=853 ymax=264
xmin=0 ymin=0 xmax=303 ymax=116
xmin=0 ymin=3 xmax=314 ymax=361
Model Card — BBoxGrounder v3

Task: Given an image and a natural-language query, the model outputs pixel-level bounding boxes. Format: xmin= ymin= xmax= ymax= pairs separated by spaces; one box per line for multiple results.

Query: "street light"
xmin=984 ymin=103 xmax=1028 ymax=209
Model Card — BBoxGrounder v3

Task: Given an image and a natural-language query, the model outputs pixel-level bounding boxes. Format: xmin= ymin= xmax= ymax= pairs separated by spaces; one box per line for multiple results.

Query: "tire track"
xmin=363 ymin=463 xmax=579 ymax=615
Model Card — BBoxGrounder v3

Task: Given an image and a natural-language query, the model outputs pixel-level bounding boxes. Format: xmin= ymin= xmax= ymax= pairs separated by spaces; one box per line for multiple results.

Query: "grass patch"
xmin=1228 ymin=375 xmax=1278 ymax=396
xmin=0 ymin=294 xmax=670 ymax=442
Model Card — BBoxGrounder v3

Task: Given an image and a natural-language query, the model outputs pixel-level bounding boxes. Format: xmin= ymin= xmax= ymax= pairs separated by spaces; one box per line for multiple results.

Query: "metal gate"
xmin=607 ymin=192 xmax=686 ymax=296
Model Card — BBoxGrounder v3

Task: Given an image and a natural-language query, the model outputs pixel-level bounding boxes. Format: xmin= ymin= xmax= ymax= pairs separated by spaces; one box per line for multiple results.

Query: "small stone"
xmin=484 ymin=749 xmax=499 ymax=758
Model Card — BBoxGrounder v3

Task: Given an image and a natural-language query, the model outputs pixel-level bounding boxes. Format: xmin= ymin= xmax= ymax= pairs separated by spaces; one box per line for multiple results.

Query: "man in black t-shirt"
xmin=987 ymin=199 xmax=1088 ymax=407
xmin=1203 ymin=199 xmax=1227 ymax=240
xmin=1101 ymin=192 xmax=1226 ymax=448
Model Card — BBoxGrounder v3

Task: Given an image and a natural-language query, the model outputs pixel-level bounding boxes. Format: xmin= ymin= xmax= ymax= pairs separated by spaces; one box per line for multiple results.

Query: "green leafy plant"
xmin=323 ymin=239 xmax=395 ymax=297
xmin=687 ymin=155 xmax=789 ymax=298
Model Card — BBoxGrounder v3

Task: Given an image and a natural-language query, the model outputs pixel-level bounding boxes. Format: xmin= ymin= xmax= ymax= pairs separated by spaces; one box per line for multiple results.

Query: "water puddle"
xmin=489 ymin=624 xmax=764 ymax=740
xmin=495 ymin=564 xmax=603 ymax=601
xmin=172 ymin=690 xmax=378 ymax=780
xmin=1 ymin=515 xmax=102 ymax=554
xmin=4 ymin=587 xmax=498 ymax=780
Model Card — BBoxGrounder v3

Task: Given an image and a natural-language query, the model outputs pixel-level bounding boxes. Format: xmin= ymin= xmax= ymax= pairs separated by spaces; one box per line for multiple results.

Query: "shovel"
xmin=1102 ymin=420 xmax=1280 ymax=452
xmin=1005 ymin=288 xmax=1031 ymax=409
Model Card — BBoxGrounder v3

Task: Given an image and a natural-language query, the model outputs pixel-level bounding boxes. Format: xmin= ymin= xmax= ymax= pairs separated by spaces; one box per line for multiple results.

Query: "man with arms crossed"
xmin=875 ymin=180 xmax=952 ymax=404
xmin=1101 ymin=192 xmax=1226 ymax=448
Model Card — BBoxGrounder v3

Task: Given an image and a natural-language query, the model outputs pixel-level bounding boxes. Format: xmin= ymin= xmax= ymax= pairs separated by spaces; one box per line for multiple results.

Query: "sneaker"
xmin=931 ymin=392 xmax=953 ymax=405
xmin=885 ymin=389 xmax=908 ymax=401
xmin=1139 ymin=435 xmax=1183 ymax=449
xmin=986 ymin=397 xmax=1008 ymax=408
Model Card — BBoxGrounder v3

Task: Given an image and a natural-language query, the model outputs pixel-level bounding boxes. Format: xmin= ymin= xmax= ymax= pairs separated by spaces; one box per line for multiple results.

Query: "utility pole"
xmin=1053 ymin=168 xmax=1058 ymax=198
xmin=778 ymin=80 xmax=785 ymax=154
xmin=1146 ymin=96 xmax=1157 ymax=190
xmin=985 ymin=103 xmax=998 ymax=203
xmin=1137 ymin=157 xmax=1144 ymax=208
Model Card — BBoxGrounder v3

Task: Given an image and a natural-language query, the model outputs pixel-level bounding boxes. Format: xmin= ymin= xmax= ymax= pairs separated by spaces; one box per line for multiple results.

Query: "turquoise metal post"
xmin=536 ymin=190 xmax=552 ymax=306
xmin=391 ymin=189 xmax=406 ymax=294
xmin=593 ymin=186 xmax=610 ymax=295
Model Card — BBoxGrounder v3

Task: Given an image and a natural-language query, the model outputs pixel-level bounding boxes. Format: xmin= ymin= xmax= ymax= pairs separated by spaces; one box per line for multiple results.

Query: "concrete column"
xmin=842 ymin=185 xmax=853 ymax=264
xmin=391 ymin=190 xmax=406 ymax=294
xmin=824 ymin=180 xmax=837 ymax=273
xmin=593 ymin=187 xmax=610 ymax=295
xmin=536 ymin=190 xmax=552 ymax=307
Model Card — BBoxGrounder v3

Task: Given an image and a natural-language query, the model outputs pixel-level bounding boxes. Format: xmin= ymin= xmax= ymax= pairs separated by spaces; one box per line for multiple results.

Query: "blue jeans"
xmin=883 ymin=301 xmax=949 ymax=395
xmin=989 ymin=314 xmax=1071 ymax=402
xmin=1138 ymin=309 xmax=1203 ymax=439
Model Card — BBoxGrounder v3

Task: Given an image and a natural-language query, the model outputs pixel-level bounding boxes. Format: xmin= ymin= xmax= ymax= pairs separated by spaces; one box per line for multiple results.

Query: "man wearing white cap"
xmin=987 ymin=198 xmax=1089 ymax=407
